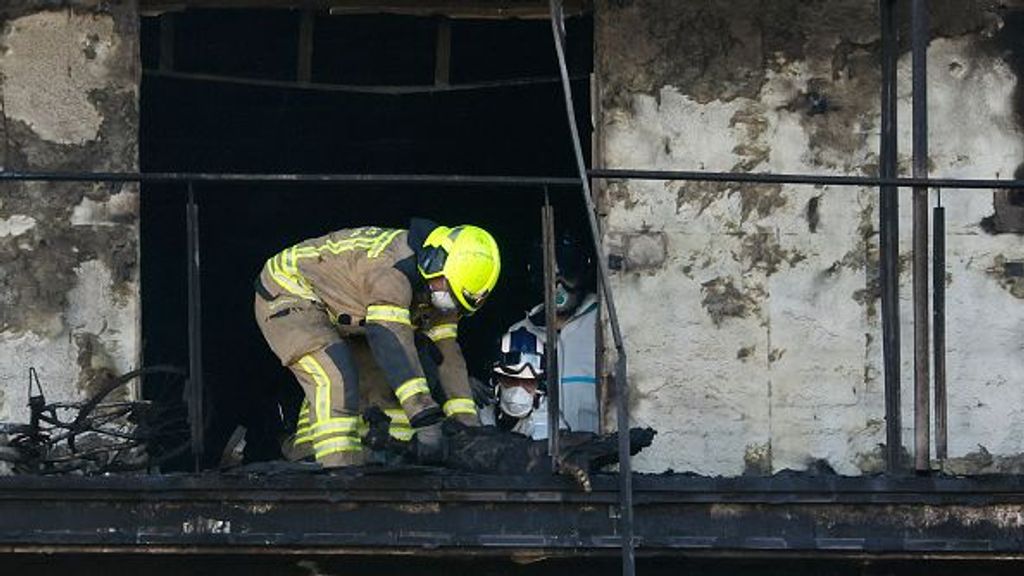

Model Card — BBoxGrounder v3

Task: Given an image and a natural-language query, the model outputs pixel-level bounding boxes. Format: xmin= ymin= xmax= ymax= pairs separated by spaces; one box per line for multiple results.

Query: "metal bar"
xmin=186 ymin=183 xmax=204 ymax=471
xmin=912 ymin=0 xmax=931 ymax=474
xmin=326 ymin=0 xmax=592 ymax=19
xmin=547 ymin=2 xmax=633 ymax=575
xmin=933 ymin=204 xmax=947 ymax=461
xmin=0 ymin=171 xmax=579 ymax=186
xmin=434 ymin=17 xmax=452 ymax=87
xmin=158 ymin=14 xmax=175 ymax=72
xmin=589 ymin=170 xmax=1024 ymax=190
xmin=3 ymin=169 xmax=1024 ymax=190
xmin=879 ymin=0 xmax=902 ymax=475
xmin=296 ymin=7 xmax=315 ymax=83
xmin=542 ymin=199 xmax=561 ymax=466
xmin=143 ymin=68 xmax=586 ymax=95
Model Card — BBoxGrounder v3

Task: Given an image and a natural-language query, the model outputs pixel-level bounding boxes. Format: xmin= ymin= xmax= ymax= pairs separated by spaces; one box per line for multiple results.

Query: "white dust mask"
xmin=431 ymin=290 xmax=458 ymax=312
xmin=499 ymin=385 xmax=535 ymax=418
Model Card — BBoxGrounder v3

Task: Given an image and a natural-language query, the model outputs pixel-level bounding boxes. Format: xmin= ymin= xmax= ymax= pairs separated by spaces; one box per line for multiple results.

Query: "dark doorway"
xmin=139 ymin=9 xmax=593 ymax=468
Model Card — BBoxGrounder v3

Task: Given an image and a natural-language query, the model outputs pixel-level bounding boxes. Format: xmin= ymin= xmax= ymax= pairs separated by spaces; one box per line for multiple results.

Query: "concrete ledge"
xmin=0 ymin=471 xmax=1023 ymax=556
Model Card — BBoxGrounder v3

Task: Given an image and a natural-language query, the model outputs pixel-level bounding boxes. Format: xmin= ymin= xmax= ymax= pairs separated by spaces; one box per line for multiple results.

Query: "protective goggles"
xmin=493 ymin=350 xmax=546 ymax=378
xmin=419 ymin=245 xmax=448 ymax=277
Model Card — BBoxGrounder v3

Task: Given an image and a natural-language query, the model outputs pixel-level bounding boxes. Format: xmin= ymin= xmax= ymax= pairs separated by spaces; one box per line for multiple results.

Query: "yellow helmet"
xmin=418 ymin=224 xmax=501 ymax=313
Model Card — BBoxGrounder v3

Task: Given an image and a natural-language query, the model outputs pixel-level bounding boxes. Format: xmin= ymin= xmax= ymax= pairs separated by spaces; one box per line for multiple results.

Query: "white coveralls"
xmin=481 ymin=294 xmax=599 ymax=440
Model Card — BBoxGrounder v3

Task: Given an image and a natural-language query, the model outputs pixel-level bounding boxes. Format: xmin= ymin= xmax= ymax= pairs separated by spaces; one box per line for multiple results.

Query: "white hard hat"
xmin=492 ymin=326 xmax=545 ymax=380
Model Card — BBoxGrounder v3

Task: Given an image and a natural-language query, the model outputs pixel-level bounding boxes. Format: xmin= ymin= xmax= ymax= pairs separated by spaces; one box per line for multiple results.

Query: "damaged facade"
xmin=597 ymin=0 xmax=1024 ymax=475
xmin=0 ymin=0 xmax=1022 ymax=482
xmin=0 ymin=2 xmax=140 ymax=432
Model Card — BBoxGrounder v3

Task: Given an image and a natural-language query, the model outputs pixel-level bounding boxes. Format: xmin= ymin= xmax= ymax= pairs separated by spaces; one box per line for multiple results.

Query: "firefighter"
xmin=253 ymin=219 xmax=500 ymax=468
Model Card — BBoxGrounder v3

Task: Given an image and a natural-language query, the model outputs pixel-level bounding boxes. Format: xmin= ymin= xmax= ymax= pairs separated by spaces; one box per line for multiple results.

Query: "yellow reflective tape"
xmin=425 ymin=323 xmax=458 ymax=342
xmin=443 ymin=398 xmax=477 ymax=417
xmin=267 ymin=255 xmax=315 ymax=299
xmin=384 ymin=409 xmax=410 ymax=424
xmin=395 ymin=377 xmax=429 ymax=403
xmin=305 ymin=417 xmax=361 ymax=441
xmin=314 ymin=237 xmax=379 ymax=256
xmin=279 ymin=249 xmax=292 ymax=274
xmin=368 ymin=229 xmax=403 ymax=258
xmin=389 ymin=427 xmax=414 ymax=441
xmin=365 ymin=305 xmax=411 ymax=326
xmin=298 ymin=355 xmax=332 ymax=423
xmin=269 ymin=230 xmax=402 ymax=300
xmin=314 ymin=436 xmax=362 ymax=458
xmin=314 ymin=435 xmax=360 ymax=449
xmin=268 ymin=230 xmax=402 ymax=301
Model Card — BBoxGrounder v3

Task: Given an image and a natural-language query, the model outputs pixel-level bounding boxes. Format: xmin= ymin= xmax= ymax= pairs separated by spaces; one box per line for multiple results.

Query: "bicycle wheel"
xmin=66 ymin=365 xmax=188 ymax=466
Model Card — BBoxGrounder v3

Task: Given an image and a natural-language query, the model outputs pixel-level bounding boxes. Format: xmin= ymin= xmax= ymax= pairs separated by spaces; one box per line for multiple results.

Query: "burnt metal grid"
xmin=2 ymin=1 xmax=1024 ymax=573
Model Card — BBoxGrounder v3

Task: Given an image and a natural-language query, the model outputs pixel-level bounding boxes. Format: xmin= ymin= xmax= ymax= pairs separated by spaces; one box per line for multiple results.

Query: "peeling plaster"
xmin=743 ymin=442 xmax=772 ymax=476
xmin=598 ymin=0 xmax=1024 ymax=475
xmin=0 ymin=11 xmax=119 ymax=144
xmin=70 ymin=190 xmax=137 ymax=227
xmin=986 ymin=255 xmax=1024 ymax=299
xmin=0 ymin=2 xmax=139 ymax=428
xmin=700 ymin=277 xmax=760 ymax=327
xmin=0 ymin=214 xmax=35 ymax=237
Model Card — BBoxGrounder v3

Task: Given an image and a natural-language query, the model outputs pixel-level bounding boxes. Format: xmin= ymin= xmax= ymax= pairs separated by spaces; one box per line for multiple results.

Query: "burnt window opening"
xmin=140 ymin=9 xmax=594 ymax=470
xmin=988 ymin=9 xmax=1024 ymax=234
xmin=986 ymin=189 xmax=1024 ymax=234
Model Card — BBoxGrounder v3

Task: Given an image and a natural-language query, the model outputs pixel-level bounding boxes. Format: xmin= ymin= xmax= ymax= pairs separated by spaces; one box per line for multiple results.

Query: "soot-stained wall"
xmin=0 ymin=1 xmax=139 ymax=434
xmin=596 ymin=0 xmax=1024 ymax=475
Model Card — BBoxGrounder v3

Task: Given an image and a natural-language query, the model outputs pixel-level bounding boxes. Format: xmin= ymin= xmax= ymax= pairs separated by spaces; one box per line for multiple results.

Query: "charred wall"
xmin=596 ymin=0 xmax=1024 ymax=475
xmin=0 ymin=1 xmax=140 ymax=435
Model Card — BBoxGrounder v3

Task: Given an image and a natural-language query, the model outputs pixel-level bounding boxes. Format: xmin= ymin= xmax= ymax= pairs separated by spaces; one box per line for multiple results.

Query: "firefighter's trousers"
xmin=254 ymin=290 xmax=409 ymax=468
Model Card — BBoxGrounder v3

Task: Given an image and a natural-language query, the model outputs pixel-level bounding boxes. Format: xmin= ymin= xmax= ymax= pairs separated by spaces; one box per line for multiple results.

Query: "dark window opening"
xmin=987 ymin=189 xmax=1024 ymax=234
xmin=139 ymin=9 xmax=593 ymax=470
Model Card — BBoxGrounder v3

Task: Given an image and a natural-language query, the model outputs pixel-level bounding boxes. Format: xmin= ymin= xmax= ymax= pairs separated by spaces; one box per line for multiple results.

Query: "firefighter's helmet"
xmin=418 ymin=225 xmax=501 ymax=314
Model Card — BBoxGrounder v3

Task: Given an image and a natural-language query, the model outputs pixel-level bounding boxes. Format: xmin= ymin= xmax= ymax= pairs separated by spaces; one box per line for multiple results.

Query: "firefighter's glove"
xmin=361 ymin=406 xmax=393 ymax=452
xmin=411 ymin=421 xmax=448 ymax=465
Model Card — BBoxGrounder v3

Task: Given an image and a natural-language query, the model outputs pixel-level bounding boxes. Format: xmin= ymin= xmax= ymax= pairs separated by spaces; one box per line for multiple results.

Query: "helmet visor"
xmin=419 ymin=246 xmax=448 ymax=277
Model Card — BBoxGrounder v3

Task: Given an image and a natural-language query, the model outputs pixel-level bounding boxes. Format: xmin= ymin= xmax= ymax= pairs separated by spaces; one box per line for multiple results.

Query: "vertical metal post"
xmin=548 ymin=2 xmax=633 ymax=574
xmin=912 ymin=0 xmax=931 ymax=473
xmin=434 ymin=17 xmax=452 ymax=87
xmin=879 ymin=0 xmax=903 ymax=474
xmin=158 ymin=14 xmax=175 ymax=72
xmin=933 ymin=201 xmax=947 ymax=461
xmin=186 ymin=182 xmax=204 ymax=472
xmin=542 ymin=199 xmax=561 ymax=466
xmin=297 ymin=7 xmax=315 ymax=83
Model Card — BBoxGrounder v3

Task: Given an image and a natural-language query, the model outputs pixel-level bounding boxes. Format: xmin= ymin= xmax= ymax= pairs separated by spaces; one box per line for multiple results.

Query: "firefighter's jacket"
xmin=256 ymin=219 xmax=475 ymax=419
